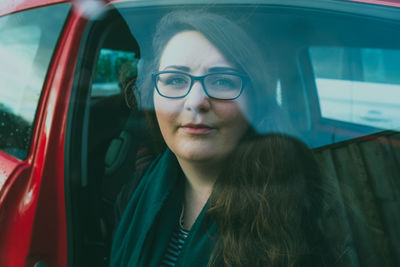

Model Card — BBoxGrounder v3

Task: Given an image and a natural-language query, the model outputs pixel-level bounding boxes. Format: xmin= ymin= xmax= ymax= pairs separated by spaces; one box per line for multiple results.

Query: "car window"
xmin=67 ymin=2 xmax=400 ymax=267
xmin=310 ymin=46 xmax=400 ymax=130
xmin=0 ymin=4 xmax=70 ymax=159
xmin=92 ymin=48 xmax=138 ymax=97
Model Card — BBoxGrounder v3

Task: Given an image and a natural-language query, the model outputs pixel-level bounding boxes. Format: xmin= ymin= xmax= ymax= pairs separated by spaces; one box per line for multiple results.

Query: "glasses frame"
xmin=152 ymin=70 xmax=248 ymax=100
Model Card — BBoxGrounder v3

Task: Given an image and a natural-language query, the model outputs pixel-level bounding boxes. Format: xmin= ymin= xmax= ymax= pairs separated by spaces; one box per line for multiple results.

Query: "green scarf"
xmin=110 ymin=149 xmax=218 ymax=266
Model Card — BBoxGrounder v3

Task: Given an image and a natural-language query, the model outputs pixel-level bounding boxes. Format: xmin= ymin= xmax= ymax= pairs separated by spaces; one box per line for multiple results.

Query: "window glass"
xmin=0 ymin=4 xmax=70 ymax=159
xmin=310 ymin=46 xmax=400 ymax=130
xmin=0 ymin=26 xmax=41 ymax=121
xmin=92 ymin=49 xmax=138 ymax=97
xmin=73 ymin=4 xmax=400 ymax=267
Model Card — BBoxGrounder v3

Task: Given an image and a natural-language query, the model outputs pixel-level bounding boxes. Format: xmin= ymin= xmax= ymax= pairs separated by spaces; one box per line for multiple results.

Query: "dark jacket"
xmin=110 ymin=149 xmax=218 ymax=267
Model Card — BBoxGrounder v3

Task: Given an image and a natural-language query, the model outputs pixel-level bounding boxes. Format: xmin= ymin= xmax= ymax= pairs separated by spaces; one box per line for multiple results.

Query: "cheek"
xmin=153 ymin=91 xmax=182 ymax=138
xmin=216 ymin=101 xmax=249 ymax=135
xmin=235 ymin=92 xmax=251 ymax=122
xmin=218 ymin=97 xmax=248 ymax=122
xmin=153 ymin=91 xmax=182 ymax=115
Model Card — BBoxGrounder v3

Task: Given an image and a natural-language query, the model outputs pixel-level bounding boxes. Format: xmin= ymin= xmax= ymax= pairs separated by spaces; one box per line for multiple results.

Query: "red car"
xmin=0 ymin=0 xmax=399 ymax=266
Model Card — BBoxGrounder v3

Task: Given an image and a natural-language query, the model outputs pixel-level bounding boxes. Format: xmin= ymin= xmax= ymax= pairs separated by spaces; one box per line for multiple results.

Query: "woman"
xmin=111 ymin=10 xmax=332 ymax=267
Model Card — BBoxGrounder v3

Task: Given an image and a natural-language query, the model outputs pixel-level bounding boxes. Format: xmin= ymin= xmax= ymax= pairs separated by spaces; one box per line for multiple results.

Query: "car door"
xmin=0 ymin=1 xmax=74 ymax=266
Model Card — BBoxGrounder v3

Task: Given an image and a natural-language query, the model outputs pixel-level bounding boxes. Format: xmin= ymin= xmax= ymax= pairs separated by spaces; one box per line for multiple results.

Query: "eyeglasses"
xmin=152 ymin=71 xmax=248 ymax=100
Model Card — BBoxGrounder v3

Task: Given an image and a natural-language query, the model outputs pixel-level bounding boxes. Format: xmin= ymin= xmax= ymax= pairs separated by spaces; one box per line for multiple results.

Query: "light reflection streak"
xmin=0 ymin=25 xmax=41 ymax=122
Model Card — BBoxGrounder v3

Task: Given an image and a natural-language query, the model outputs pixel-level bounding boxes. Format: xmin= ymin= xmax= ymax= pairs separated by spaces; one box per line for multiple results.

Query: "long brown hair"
xmin=133 ymin=10 xmax=333 ymax=267
xmin=208 ymin=133 xmax=330 ymax=266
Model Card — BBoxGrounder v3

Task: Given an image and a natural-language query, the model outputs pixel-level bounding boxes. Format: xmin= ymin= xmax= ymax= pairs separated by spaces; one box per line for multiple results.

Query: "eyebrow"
xmin=208 ymin=66 xmax=240 ymax=73
xmin=163 ymin=65 xmax=240 ymax=73
xmin=163 ymin=65 xmax=190 ymax=72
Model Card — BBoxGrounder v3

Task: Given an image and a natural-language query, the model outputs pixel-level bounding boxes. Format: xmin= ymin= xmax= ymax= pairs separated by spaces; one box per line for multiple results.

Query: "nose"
xmin=183 ymin=80 xmax=211 ymax=113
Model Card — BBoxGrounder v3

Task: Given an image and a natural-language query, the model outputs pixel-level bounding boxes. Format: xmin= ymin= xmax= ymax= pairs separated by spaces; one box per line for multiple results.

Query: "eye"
xmin=159 ymin=73 xmax=189 ymax=89
xmin=207 ymin=74 xmax=241 ymax=91
xmin=213 ymin=78 xmax=235 ymax=88
xmin=166 ymin=76 xmax=187 ymax=86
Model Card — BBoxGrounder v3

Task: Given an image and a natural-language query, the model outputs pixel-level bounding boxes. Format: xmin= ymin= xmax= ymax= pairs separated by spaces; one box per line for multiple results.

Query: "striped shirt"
xmin=160 ymin=211 xmax=189 ymax=266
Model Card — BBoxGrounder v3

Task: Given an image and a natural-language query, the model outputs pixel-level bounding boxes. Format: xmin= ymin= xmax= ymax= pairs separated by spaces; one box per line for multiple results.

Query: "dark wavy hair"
xmin=132 ymin=10 xmax=333 ymax=267
xmin=208 ymin=133 xmax=332 ymax=266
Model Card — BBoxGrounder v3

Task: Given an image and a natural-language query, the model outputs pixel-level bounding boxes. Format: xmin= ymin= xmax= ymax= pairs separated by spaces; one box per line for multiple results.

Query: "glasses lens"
xmin=205 ymin=74 xmax=243 ymax=99
xmin=156 ymin=72 xmax=190 ymax=97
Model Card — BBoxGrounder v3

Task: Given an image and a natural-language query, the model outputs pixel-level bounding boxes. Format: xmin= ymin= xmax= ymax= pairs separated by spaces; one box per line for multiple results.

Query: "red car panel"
xmin=0 ymin=1 xmax=85 ymax=266
xmin=0 ymin=0 xmax=68 ymax=16
xmin=349 ymin=0 xmax=400 ymax=7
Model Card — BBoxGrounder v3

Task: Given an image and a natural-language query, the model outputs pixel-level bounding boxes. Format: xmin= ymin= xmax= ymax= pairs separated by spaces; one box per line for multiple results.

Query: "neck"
xmin=177 ymin=158 xmax=221 ymax=230
xmin=178 ymin=158 xmax=219 ymax=190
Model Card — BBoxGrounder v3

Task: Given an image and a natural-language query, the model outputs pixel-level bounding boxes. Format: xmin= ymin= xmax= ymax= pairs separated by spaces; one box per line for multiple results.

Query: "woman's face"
xmin=154 ymin=31 xmax=249 ymax=164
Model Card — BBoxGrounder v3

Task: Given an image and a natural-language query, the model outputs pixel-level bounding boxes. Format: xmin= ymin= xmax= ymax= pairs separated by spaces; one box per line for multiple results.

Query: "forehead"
xmin=158 ymin=30 xmax=232 ymax=71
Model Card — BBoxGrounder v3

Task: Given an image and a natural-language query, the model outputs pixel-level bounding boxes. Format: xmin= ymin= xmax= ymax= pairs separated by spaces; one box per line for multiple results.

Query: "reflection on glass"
xmin=0 ymin=26 xmax=41 ymax=122
xmin=111 ymin=10 xmax=336 ymax=267
xmin=0 ymin=4 xmax=70 ymax=159
xmin=310 ymin=46 xmax=400 ymax=130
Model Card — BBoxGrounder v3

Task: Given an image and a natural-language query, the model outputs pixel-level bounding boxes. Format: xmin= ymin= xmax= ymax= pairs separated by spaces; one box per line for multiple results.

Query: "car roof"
xmin=0 ymin=0 xmax=69 ymax=17
xmin=108 ymin=0 xmax=400 ymax=8
xmin=1 ymin=0 xmax=398 ymax=18
xmin=348 ymin=0 xmax=400 ymax=7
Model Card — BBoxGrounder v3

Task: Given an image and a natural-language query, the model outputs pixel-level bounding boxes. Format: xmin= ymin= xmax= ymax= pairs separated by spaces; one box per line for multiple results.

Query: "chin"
xmin=174 ymin=146 xmax=219 ymax=163
xmin=179 ymin=151 xmax=215 ymax=162
xmin=170 ymin=140 xmax=233 ymax=163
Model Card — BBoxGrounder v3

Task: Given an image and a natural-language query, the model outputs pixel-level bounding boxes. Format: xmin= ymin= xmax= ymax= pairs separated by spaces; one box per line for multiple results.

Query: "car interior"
xmin=65 ymin=3 xmax=400 ymax=267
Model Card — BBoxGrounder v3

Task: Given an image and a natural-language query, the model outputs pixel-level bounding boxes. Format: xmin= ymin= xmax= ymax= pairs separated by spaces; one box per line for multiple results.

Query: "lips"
xmin=180 ymin=123 xmax=216 ymax=135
